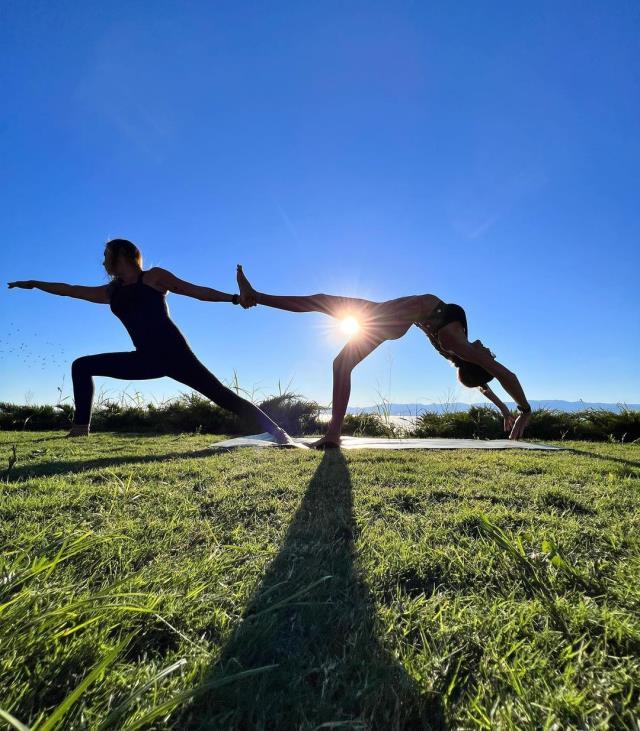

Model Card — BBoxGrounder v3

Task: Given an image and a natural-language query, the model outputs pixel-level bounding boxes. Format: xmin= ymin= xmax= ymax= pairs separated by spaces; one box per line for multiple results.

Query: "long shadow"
xmin=7 ymin=439 xmax=639 ymax=484
xmin=568 ymin=448 xmax=640 ymax=470
xmin=2 ymin=448 xmax=227 ymax=483
xmin=178 ymin=450 xmax=442 ymax=729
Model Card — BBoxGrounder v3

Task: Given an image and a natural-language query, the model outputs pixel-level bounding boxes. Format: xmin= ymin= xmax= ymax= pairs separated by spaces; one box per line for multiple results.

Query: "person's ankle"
xmin=324 ymin=431 xmax=341 ymax=442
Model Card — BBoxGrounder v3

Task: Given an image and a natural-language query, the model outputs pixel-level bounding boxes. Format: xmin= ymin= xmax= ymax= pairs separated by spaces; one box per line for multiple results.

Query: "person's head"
xmin=103 ymin=239 xmax=143 ymax=277
xmin=457 ymin=361 xmax=494 ymax=388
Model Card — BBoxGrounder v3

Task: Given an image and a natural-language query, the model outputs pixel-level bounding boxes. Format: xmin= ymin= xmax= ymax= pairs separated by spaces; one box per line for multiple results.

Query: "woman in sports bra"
xmin=236 ymin=265 xmax=532 ymax=448
xmin=8 ymin=239 xmax=301 ymax=446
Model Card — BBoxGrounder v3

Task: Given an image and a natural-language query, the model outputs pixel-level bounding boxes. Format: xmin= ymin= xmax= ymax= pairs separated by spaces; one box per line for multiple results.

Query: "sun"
xmin=340 ymin=315 xmax=361 ymax=337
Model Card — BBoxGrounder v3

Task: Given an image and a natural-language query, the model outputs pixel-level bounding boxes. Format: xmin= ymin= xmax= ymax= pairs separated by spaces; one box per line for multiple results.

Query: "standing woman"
xmin=8 ymin=239 xmax=300 ymax=446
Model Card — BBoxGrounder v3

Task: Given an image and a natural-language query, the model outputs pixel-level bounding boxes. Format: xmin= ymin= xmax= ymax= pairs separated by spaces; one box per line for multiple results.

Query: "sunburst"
xmin=339 ymin=315 xmax=361 ymax=337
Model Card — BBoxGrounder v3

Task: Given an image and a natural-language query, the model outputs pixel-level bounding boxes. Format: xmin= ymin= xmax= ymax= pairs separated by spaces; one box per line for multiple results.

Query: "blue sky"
xmin=1 ymin=0 xmax=639 ymax=408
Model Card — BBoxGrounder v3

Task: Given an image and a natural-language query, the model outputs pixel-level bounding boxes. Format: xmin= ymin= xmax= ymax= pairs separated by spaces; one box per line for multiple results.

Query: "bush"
xmin=414 ymin=407 xmax=640 ymax=442
xmin=2 ymin=397 xmax=639 ymax=441
xmin=258 ymin=393 xmax=321 ymax=436
xmin=342 ymin=412 xmax=397 ymax=437
xmin=414 ymin=406 xmax=504 ymax=440
xmin=0 ymin=391 xmax=320 ymax=437
xmin=0 ymin=402 xmax=74 ymax=431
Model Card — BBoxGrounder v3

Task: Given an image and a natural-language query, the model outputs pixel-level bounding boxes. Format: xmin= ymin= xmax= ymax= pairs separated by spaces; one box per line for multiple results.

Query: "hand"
xmin=8 ymin=280 xmax=35 ymax=289
xmin=508 ymin=411 xmax=531 ymax=440
xmin=239 ymin=292 xmax=257 ymax=309
xmin=503 ymin=411 xmax=516 ymax=432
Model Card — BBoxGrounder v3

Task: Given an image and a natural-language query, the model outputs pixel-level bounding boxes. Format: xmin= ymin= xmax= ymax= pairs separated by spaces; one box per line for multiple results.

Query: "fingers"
xmin=508 ymin=413 xmax=531 ymax=440
xmin=509 ymin=416 xmax=521 ymax=439
xmin=239 ymin=291 xmax=257 ymax=309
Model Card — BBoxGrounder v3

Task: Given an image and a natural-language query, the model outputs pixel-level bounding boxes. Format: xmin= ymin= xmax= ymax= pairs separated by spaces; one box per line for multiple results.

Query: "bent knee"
xmin=71 ymin=355 xmax=87 ymax=371
xmin=72 ymin=356 xmax=91 ymax=374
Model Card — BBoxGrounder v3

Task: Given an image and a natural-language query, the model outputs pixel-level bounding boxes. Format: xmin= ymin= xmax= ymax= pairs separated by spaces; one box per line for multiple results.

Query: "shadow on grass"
xmin=177 ymin=450 xmax=441 ymax=729
xmin=2 ymin=447 xmax=226 ymax=483
xmin=6 ymin=440 xmax=639 ymax=485
xmin=568 ymin=448 xmax=640 ymax=470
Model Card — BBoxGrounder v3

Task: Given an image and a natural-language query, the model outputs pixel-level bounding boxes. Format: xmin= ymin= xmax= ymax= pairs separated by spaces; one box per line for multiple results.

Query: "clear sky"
xmin=1 ymin=0 xmax=639 ymax=409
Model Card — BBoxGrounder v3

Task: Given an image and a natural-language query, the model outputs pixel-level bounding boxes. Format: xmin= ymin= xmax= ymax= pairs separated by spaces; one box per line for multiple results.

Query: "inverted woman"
xmin=237 ymin=265 xmax=532 ymax=448
xmin=8 ymin=239 xmax=301 ymax=446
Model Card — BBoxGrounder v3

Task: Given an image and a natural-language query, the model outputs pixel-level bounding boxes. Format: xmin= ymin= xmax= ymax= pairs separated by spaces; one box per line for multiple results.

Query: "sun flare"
xmin=340 ymin=315 xmax=361 ymax=337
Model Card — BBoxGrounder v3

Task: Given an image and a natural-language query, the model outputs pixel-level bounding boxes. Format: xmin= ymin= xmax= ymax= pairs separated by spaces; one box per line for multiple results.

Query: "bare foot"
xmin=236 ymin=265 xmax=258 ymax=308
xmin=66 ymin=424 xmax=89 ymax=438
xmin=273 ymin=428 xmax=309 ymax=449
xmin=310 ymin=435 xmax=341 ymax=450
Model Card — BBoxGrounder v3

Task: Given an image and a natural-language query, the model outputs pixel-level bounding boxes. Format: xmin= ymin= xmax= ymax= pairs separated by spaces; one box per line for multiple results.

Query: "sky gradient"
xmin=2 ymin=1 xmax=639 ymax=409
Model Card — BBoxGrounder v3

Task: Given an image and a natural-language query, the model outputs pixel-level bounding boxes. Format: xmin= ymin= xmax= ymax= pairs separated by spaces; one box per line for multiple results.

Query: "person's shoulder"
xmin=143 ymin=267 xmax=171 ymax=293
xmin=145 ymin=266 xmax=174 ymax=281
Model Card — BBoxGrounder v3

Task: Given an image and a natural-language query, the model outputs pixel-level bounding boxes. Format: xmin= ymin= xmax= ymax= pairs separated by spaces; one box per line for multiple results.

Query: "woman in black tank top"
xmin=7 ymin=239 xmax=301 ymax=447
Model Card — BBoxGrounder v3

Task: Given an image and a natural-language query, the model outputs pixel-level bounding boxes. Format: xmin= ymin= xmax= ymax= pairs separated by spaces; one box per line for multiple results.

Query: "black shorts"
xmin=424 ymin=301 xmax=468 ymax=337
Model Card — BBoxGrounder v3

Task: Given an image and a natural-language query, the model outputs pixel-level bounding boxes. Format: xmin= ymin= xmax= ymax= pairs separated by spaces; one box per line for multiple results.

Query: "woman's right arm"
xmin=8 ymin=280 xmax=110 ymax=304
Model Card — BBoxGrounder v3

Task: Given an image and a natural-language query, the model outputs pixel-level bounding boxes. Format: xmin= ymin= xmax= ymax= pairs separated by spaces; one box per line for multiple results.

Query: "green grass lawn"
xmin=1 ymin=432 xmax=639 ymax=730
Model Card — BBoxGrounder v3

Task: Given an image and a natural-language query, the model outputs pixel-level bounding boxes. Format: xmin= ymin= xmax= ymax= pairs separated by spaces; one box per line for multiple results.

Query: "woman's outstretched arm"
xmin=478 ymin=385 xmax=516 ymax=433
xmin=8 ymin=280 xmax=110 ymax=304
xmin=147 ymin=268 xmax=238 ymax=303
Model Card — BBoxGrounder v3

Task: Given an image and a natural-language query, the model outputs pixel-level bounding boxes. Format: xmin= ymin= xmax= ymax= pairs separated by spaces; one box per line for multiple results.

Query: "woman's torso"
xmin=365 ymin=294 xmax=443 ymax=340
xmin=109 ymin=271 xmax=191 ymax=353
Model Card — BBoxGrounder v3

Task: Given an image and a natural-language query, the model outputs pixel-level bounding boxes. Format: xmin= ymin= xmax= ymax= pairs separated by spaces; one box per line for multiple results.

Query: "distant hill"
xmin=341 ymin=401 xmax=640 ymax=416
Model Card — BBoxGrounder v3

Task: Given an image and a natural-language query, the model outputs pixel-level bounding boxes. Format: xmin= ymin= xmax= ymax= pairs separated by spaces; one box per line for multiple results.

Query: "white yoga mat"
xmin=210 ymin=433 xmax=560 ymax=451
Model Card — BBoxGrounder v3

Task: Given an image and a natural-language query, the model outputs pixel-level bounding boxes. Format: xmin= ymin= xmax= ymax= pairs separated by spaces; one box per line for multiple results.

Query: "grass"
xmin=1 ymin=431 xmax=639 ymax=729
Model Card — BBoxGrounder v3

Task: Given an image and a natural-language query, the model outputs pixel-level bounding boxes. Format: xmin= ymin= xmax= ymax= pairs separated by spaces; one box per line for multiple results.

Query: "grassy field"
xmin=1 ymin=432 xmax=639 ymax=730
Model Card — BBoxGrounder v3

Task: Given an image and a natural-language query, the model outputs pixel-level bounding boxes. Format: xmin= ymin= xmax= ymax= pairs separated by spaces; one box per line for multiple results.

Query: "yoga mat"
xmin=209 ymin=433 xmax=560 ymax=451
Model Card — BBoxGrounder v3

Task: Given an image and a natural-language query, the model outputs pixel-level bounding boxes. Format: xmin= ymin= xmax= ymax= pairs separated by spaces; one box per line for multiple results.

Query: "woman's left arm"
xmin=438 ymin=327 xmax=531 ymax=439
xmin=148 ymin=268 xmax=238 ymax=304
xmin=478 ymin=385 xmax=515 ymax=433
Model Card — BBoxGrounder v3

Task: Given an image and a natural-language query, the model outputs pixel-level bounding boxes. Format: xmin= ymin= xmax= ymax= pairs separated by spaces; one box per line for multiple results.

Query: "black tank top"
xmin=108 ymin=271 xmax=191 ymax=353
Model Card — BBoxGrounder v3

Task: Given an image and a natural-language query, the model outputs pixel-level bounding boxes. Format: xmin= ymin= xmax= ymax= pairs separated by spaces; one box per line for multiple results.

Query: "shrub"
xmin=258 ymin=393 xmax=321 ymax=436
xmin=2 ymin=397 xmax=639 ymax=441
xmin=414 ymin=407 xmax=640 ymax=442
xmin=342 ymin=412 xmax=395 ymax=437
xmin=0 ymin=391 xmax=320 ymax=437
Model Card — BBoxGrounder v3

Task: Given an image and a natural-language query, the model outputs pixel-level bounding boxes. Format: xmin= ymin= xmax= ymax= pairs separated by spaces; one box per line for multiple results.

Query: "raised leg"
xmin=237 ymin=265 xmax=375 ymax=318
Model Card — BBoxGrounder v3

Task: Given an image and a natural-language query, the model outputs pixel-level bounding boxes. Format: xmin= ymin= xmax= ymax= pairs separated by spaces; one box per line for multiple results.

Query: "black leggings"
xmin=71 ymin=349 xmax=280 ymax=434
